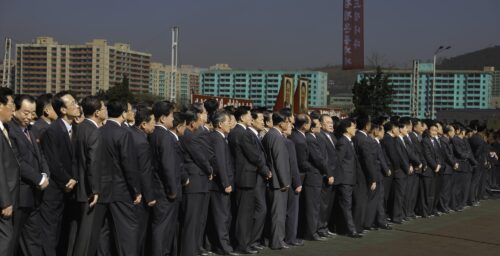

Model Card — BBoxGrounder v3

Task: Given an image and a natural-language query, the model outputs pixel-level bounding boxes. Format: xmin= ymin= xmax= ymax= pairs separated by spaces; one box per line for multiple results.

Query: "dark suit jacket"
xmin=289 ymin=130 xmax=319 ymax=187
xmin=305 ymin=132 xmax=330 ymax=187
xmin=317 ymin=130 xmax=339 ymax=184
xmin=31 ymin=119 xmax=50 ymax=144
xmin=422 ymin=136 xmax=444 ymax=176
xmin=451 ymin=136 xmax=476 ymax=172
xmin=469 ymin=133 xmax=488 ymax=168
xmin=179 ymin=128 xmax=213 ymax=194
xmin=99 ymin=120 xmax=140 ymax=203
xmin=409 ymin=132 xmax=428 ymax=174
xmin=439 ymin=136 xmax=458 ymax=175
xmin=403 ymin=135 xmax=422 ymax=168
xmin=40 ymin=118 xmax=76 ymax=200
xmin=394 ymin=136 xmax=411 ymax=176
xmin=335 ymin=135 xmax=359 ymax=185
xmin=262 ymin=128 xmax=291 ymax=189
xmin=227 ymin=124 xmax=269 ymax=188
xmin=374 ymin=138 xmax=391 ymax=178
xmin=129 ymin=127 xmax=156 ymax=203
xmin=8 ymin=119 xmax=49 ymax=208
xmin=353 ymin=131 xmax=378 ymax=184
xmin=208 ymin=131 xmax=234 ymax=192
xmin=0 ymin=123 xmax=20 ymax=208
xmin=285 ymin=138 xmax=302 ymax=190
xmin=149 ymin=126 xmax=185 ymax=200
xmin=72 ymin=119 xmax=102 ymax=203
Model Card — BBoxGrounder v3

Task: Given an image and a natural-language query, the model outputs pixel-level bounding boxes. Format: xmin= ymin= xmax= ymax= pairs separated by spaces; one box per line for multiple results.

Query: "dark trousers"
xmin=71 ymin=203 xmax=107 ymax=256
xmin=382 ymin=175 xmax=393 ymax=216
xmin=416 ymin=174 xmax=434 ymax=217
xmin=137 ymin=203 xmax=151 ymax=256
xmin=207 ymin=191 xmax=233 ymax=254
xmin=234 ymin=188 xmax=255 ymax=251
xmin=454 ymin=172 xmax=471 ymax=209
xmin=353 ymin=182 xmax=367 ymax=233
xmin=391 ymin=175 xmax=407 ymax=222
xmin=303 ymin=185 xmax=321 ymax=239
xmin=364 ymin=181 xmax=387 ymax=228
xmin=152 ymin=198 xmax=180 ymax=256
xmin=180 ymin=193 xmax=206 ymax=256
xmin=97 ymin=201 xmax=141 ymax=256
xmin=438 ymin=174 xmax=453 ymax=211
xmin=39 ymin=194 xmax=69 ymax=256
xmin=268 ymin=189 xmax=288 ymax=249
xmin=285 ymin=188 xmax=300 ymax=244
xmin=0 ymin=210 xmax=14 ymax=256
xmin=13 ymin=207 xmax=42 ymax=256
xmin=469 ymin=167 xmax=483 ymax=204
xmin=404 ymin=174 xmax=419 ymax=217
xmin=318 ymin=184 xmax=335 ymax=236
xmin=198 ymin=192 xmax=210 ymax=252
xmin=250 ymin=182 xmax=267 ymax=247
xmin=337 ymin=185 xmax=356 ymax=234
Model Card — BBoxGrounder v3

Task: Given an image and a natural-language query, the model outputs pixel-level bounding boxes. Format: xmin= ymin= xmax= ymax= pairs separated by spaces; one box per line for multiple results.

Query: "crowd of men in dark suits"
xmin=1 ymin=87 xmax=499 ymax=256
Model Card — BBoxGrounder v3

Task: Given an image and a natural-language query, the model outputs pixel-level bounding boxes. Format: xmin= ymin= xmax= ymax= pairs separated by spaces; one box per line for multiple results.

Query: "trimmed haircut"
xmin=234 ymin=106 xmax=251 ymax=122
xmin=295 ymin=114 xmax=309 ymax=130
xmin=52 ymin=91 xmax=72 ymax=118
xmin=14 ymin=94 xmax=35 ymax=110
xmin=0 ymin=87 xmax=14 ymax=105
xmin=272 ymin=111 xmax=287 ymax=126
xmin=81 ymin=95 xmax=102 ymax=117
xmin=36 ymin=93 xmax=53 ymax=117
xmin=152 ymin=101 xmax=174 ymax=121
xmin=211 ymin=110 xmax=228 ymax=128
xmin=106 ymin=99 xmax=127 ymax=118
xmin=134 ymin=106 xmax=153 ymax=127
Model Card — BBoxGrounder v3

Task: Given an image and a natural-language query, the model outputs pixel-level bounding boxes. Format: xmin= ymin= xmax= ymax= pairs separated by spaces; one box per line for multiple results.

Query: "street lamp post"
xmin=432 ymin=45 xmax=451 ymax=119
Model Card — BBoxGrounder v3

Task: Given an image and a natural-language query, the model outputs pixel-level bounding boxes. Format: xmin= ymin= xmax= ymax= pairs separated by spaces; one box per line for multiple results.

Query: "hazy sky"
xmin=1 ymin=0 xmax=499 ymax=69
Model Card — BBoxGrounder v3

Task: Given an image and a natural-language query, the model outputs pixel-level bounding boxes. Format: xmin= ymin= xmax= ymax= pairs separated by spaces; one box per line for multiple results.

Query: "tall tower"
xmin=2 ymin=37 xmax=12 ymax=88
xmin=170 ymin=26 xmax=179 ymax=101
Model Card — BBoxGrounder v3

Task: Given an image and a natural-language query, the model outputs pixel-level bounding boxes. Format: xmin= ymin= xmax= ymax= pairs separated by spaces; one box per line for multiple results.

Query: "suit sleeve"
xmin=287 ymin=142 xmax=302 ymax=189
xmin=357 ymin=137 xmax=378 ymax=183
xmin=423 ymin=139 xmax=438 ymax=170
xmin=189 ymin=133 xmax=213 ymax=175
xmin=308 ymin=136 xmax=332 ymax=177
xmin=395 ymin=140 xmax=410 ymax=173
xmin=41 ymin=128 xmax=72 ymax=188
xmin=137 ymin=140 xmax=156 ymax=202
xmin=120 ymin=132 xmax=141 ymax=196
xmin=158 ymin=135 xmax=178 ymax=197
xmin=271 ymin=136 xmax=290 ymax=188
xmin=87 ymin=129 xmax=101 ymax=195
xmin=240 ymin=132 xmax=270 ymax=177
xmin=10 ymin=135 xmax=43 ymax=186
xmin=0 ymin=139 xmax=13 ymax=208
xmin=212 ymin=136 xmax=230 ymax=189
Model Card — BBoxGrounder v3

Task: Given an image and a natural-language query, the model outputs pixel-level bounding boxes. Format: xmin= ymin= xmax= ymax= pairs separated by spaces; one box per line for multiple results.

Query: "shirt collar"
xmin=298 ymin=130 xmax=306 ymax=138
xmin=272 ymin=127 xmax=283 ymax=135
xmin=85 ymin=118 xmax=99 ymax=128
xmin=168 ymin=129 xmax=179 ymax=141
xmin=0 ymin=121 xmax=4 ymax=131
xmin=343 ymin=134 xmax=352 ymax=142
xmin=237 ymin=123 xmax=247 ymax=129
xmin=359 ymin=130 xmax=367 ymax=136
xmin=107 ymin=119 xmax=122 ymax=127
xmin=216 ymin=130 xmax=226 ymax=139
xmin=61 ymin=118 xmax=72 ymax=132
xmin=248 ymin=126 xmax=258 ymax=136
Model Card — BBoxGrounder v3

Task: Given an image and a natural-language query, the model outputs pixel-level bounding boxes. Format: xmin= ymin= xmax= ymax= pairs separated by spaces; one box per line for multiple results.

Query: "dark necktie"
xmin=24 ymin=127 xmax=32 ymax=144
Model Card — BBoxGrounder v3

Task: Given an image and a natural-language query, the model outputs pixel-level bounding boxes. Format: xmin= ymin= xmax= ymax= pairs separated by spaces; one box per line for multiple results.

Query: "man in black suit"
xmin=262 ymin=112 xmax=292 ymax=249
xmin=69 ymin=96 xmax=107 ymax=256
xmin=367 ymin=124 xmax=391 ymax=230
xmin=282 ymin=113 xmax=303 ymax=248
xmin=422 ymin=122 xmax=444 ymax=217
xmin=468 ymin=121 xmax=489 ymax=206
xmin=352 ymin=115 xmax=375 ymax=232
xmin=0 ymin=87 xmax=20 ymax=256
xmin=439 ymin=125 xmax=459 ymax=213
xmin=8 ymin=95 xmax=50 ymax=256
xmin=394 ymin=122 xmax=417 ymax=222
xmin=334 ymin=118 xmax=362 ymax=238
xmin=450 ymin=124 xmax=476 ymax=211
xmin=316 ymin=114 xmax=338 ymax=238
xmin=179 ymin=109 xmax=214 ymax=256
xmin=205 ymin=111 xmax=237 ymax=255
xmin=228 ymin=107 xmax=269 ymax=254
xmin=39 ymin=91 xmax=80 ymax=256
xmin=380 ymin=122 xmax=397 ymax=216
xmin=31 ymin=94 xmax=57 ymax=144
xmin=149 ymin=102 xmax=187 ymax=256
xmin=248 ymin=110 xmax=272 ymax=251
xmin=409 ymin=119 xmax=428 ymax=217
xmin=98 ymin=100 xmax=142 ymax=256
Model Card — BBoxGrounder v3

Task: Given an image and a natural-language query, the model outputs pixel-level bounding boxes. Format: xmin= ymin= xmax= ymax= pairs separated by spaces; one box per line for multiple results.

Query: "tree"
xmin=352 ymin=66 xmax=393 ymax=117
xmin=102 ymin=75 xmax=134 ymax=102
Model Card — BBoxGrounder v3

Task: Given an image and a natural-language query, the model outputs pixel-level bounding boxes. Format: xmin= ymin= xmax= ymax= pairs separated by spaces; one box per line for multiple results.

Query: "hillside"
xmin=439 ymin=45 xmax=500 ymax=70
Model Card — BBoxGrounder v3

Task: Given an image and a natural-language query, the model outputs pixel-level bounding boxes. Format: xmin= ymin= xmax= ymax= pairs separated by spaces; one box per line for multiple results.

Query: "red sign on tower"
xmin=343 ymin=0 xmax=364 ymax=70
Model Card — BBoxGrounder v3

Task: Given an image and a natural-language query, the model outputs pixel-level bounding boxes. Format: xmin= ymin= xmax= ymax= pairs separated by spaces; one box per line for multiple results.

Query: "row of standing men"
xmin=0 ymin=88 xmax=498 ymax=256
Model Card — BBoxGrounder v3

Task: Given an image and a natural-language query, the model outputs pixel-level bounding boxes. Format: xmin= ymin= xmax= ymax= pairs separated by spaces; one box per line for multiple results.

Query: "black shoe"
xmin=311 ymin=234 xmax=327 ymax=241
xmin=378 ymin=224 xmax=392 ymax=230
xmin=235 ymin=249 xmax=258 ymax=254
xmin=285 ymin=239 xmax=304 ymax=247
xmin=226 ymin=252 xmax=240 ymax=256
xmin=392 ymin=220 xmax=403 ymax=224
xmin=364 ymin=227 xmax=377 ymax=231
xmin=250 ymin=244 xmax=264 ymax=251
xmin=327 ymin=231 xmax=337 ymax=237
xmin=348 ymin=232 xmax=363 ymax=238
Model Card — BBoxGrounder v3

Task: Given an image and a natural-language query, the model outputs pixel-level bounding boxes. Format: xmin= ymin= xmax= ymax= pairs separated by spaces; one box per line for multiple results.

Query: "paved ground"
xmin=260 ymin=197 xmax=500 ymax=256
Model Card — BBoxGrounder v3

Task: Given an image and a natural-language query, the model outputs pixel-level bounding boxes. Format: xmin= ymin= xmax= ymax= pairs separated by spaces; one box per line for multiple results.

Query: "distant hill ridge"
xmin=439 ymin=45 xmax=500 ymax=70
